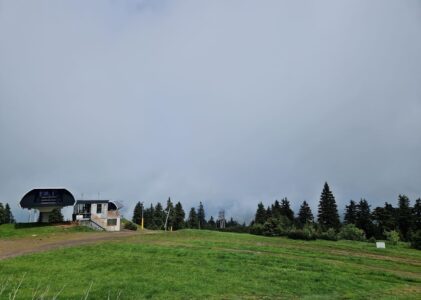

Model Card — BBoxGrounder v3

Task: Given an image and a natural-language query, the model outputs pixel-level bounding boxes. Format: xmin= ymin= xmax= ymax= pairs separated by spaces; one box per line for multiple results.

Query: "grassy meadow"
xmin=0 ymin=223 xmax=93 ymax=239
xmin=0 ymin=229 xmax=420 ymax=299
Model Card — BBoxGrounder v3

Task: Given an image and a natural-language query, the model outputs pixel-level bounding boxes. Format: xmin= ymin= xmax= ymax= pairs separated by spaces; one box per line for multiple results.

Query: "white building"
xmin=73 ymin=200 xmax=122 ymax=231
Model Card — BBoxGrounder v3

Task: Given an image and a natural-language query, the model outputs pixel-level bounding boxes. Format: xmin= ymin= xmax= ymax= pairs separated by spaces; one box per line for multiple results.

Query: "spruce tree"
xmin=132 ymin=202 xmax=142 ymax=225
xmin=355 ymin=199 xmax=373 ymax=237
xmin=344 ymin=200 xmax=357 ymax=224
xmin=317 ymin=182 xmax=340 ymax=230
xmin=254 ymin=202 xmax=266 ymax=224
xmin=4 ymin=203 xmax=14 ymax=224
xmin=48 ymin=208 xmax=64 ymax=223
xmin=197 ymin=202 xmax=206 ymax=229
xmin=397 ymin=195 xmax=412 ymax=240
xmin=372 ymin=202 xmax=396 ymax=238
xmin=0 ymin=203 xmax=5 ymax=224
xmin=413 ymin=198 xmax=421 ymax=231
xmin=144 ymin=204 xmax=155 ymax=229
xmin=298 ymin=201 xmax=313 ymax=225
xmin=154 ymin=202 xmax=164 ymax=229
xmin=208 ymin=216 xmax=216 ymax=229
xmin=266 ymin=206 xmax=272 ymax=220
xmin=280 ymin=198 xmax=294 ymax=221
xmin=187 ymin=207 xmax=199 ymax=228
xmin=173 ymin=201 xmax=185 ymax=230
xmin=271 ymin=200 xmax=281 ymax=218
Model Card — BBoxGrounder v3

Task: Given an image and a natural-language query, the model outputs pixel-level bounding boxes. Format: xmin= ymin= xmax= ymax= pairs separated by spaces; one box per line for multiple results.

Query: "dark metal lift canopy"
xmin=20 ymin=188 xmax=76 ymax=209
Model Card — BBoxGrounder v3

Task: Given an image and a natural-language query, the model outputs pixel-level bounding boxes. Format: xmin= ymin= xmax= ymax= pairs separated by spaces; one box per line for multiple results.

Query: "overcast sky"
xmin=1 ymin=0 xmax=421 ymax=222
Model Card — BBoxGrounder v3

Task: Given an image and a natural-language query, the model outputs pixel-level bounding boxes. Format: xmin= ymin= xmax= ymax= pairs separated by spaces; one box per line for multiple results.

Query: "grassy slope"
xmin=0 ymin=230 xmax=420 ymax=299
xmin=0 ymin=223 xmax=93 ymax=239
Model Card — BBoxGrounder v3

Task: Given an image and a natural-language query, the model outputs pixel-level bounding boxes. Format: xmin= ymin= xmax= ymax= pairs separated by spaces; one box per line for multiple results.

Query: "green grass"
xmin=0 ymin=223 xmax=93 ymax=239
xmin=1 ymin=230 xmax=420 ymax=299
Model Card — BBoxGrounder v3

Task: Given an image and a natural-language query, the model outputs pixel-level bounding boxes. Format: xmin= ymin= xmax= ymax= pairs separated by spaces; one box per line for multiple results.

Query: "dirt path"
xmin=0 ymin=230 xmax=146 ymax=260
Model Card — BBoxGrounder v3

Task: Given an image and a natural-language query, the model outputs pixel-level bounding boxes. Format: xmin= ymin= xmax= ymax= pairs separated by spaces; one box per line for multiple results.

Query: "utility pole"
xmin=141 ymin=202 xmax=144 ymax=230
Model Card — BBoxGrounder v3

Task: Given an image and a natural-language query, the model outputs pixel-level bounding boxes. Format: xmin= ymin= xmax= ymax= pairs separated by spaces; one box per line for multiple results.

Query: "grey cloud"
xmin=1 ymin=0 xmax=421 ymax=222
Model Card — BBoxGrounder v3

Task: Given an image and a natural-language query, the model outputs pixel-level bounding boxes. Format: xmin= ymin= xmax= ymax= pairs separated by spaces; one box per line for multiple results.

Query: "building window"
xmin=107 ymin=219 xmax=117 ymax=226
xmin=97 ymin=204 xmax=102 ymax=214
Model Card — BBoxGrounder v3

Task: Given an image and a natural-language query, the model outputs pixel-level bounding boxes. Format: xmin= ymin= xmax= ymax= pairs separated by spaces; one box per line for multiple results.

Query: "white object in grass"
xmin=376 ymin=242 xmax=386 ymax=249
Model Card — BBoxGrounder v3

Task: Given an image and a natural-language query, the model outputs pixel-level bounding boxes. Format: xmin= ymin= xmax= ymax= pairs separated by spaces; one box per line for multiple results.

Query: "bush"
xmin=385 ymin=230 xmax=400 ymax=245
xmin=318 ymin=228 xmax=338 ymax=241
xmin=338 ymin=224 xmax=366 ymax=241
xmin=287 ymin=226 xmax=316 ymax=240
xmin=262 ymin=217 xmax=288 ymax=237
xmin=124 ymin=221 xmax=138 ymax=231
xmin=249 ymin=223 xmax=264 ymax=235
xmin=410 ymin=230 xmax=421 ymax=250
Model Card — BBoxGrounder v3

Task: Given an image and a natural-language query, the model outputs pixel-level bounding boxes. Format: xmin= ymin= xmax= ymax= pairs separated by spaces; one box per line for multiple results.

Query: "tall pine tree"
xmin=280 ymin=198 xmax=294 ymax=221
xmin=144 ymin=204 xmax=155 ymax=229
xmin=344 ymin=200 xmax=357 ymax=224
xmin=197 ymin=202 xmax=206 ymax=229
xmin=413 ymin=198 xmax=421 ymax=231
xmin=298 ymin=201 xmax=313 ymax=225
xmin=173 ymin=201 xmax=185 ymax=230
xmin=317 ymin=182 xmax=340 ymax=230
xmin=4 ymin=203 xmax=15 ymax=224
xmin=208 ymin=216 xmax=216 ymax=229
xmin=154 ymin=202 xmax=164 ymax=230
xmin=397 ymin=195 xmax=412 ymax=240
xmin=0 ymin=203 xmax=5 ymax=224
xmin=355 ymin=199 xmax=374 ymax=238
xmin=187 ymin=207 xmax=199 ymax=228
xmin=132 ymin=202 xmax=143 ymax=225
xmin=254 ymin=202 xmax=266 ymax=224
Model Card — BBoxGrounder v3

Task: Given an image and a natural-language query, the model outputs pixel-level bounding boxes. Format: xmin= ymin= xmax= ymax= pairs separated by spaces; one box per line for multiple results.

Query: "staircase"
xmin=79 ymin=219 xmax=106 ymax=231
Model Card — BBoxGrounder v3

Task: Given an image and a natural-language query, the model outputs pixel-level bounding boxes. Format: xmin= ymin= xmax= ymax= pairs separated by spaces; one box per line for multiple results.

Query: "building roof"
xmin=20 ymin=188 xmax=75 ymax=209
xmin=75 ymin=200 xmax=110 ymax=204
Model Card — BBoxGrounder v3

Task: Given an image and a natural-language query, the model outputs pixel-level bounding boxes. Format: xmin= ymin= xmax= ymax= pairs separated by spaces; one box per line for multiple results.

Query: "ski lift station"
xmin=20 ymin=188 xmax=122 ymax=231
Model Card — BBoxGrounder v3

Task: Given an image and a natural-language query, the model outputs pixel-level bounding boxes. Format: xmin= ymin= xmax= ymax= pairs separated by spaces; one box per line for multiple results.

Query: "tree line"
xmin=132 ymin=198 xmax=243 ymax=231
xmin=250 ymin=182 xmax=421 ymax=249
xmin=131 ymin=183 xmax=421 ymax=250
xmin=0 ymin=202 xmax=15 ymax=225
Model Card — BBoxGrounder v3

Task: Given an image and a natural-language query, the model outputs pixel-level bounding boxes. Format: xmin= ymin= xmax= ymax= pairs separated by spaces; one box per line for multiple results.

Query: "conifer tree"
xmin=397 ymin=195 xmax=412 ymax=240
xmin=271 ymin=200 xmax=281 ymax=218
xmin=154 ymin=202 xmax=164 ymax=229
xmin=344 ymin=200 xmax=357 ymax=224
xmin=413 ymin=198 xmax=421 ymax=231
xmin=48 ymin=208 xmax=64 ymax=223
xmin=254 ymin=202 xmax=266 ymax=224
xmin=173 ymin=201 xmax=185 ymax=230
xmin=317 ymin=182 xmax=340 ymax=230
xmin=208 ymin=216 xmax=216 ymax=229
xmin=266 ymin=206 xmax=272 ymax=220
xmin=144 ymin=204 xmax=155 ymax=229
xmin=132 ymin=202 xmax=142 ymax=225
xmin=355 ymin=199 xmax=374 ymax=237
xmin=372 ymin=202 xmax=396 ymax=237
xmin=187 ymin=207 xmax=199 ymax=228
xmin=298 ymin=201 xmax=313 ymax=225
xmin=280 ymin=198 xmax=294 ymax=221
xmin=4 ymin=203 xmax=14 ymax=224
xmin=0 ymin=203 xmax=5 ymax=224
xmin=197 ymin=202 xmax=206 ymax=229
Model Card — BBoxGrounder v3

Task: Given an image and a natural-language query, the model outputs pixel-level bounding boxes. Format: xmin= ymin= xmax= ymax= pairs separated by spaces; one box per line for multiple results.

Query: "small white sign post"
xmin=376 ymin=242 xmax=386 ymax=249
